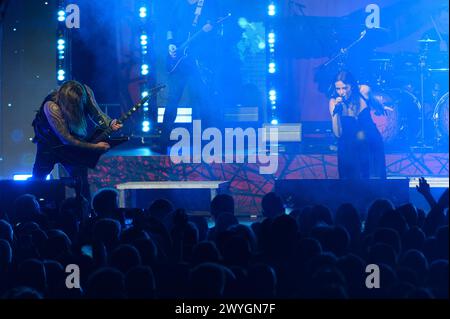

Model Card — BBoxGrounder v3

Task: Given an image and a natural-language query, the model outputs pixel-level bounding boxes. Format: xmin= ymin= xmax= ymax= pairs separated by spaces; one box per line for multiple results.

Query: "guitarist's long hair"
xmin=56 ymin=80 xmax=87 ymax=131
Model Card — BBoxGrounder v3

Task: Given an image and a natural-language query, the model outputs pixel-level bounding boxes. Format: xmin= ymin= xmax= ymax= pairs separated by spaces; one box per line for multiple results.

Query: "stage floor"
xmin=88 ymin=148 xmax=449 ymax=215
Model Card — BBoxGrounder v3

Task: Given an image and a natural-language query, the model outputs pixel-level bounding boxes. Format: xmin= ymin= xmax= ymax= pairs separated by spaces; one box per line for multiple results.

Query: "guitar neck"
xmin=93 ymin=95 xmax=151 ymax=142
xmin=178 ymin=15 xmax=230 ymax=51
xmin=179 ymin=29 xmax=204 ymax=51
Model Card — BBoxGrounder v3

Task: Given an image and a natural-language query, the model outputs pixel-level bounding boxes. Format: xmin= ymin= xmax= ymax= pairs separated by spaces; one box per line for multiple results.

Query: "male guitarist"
xmin=31 ymin=80 xmax=123 ymax=201
xmin=159 ymin=0 xmax=220 ymax=154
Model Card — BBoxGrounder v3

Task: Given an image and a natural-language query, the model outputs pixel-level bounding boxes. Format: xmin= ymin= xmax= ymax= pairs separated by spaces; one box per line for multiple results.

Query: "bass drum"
xmin=370 ymin=89 xmax=421 ymax=146
xmin=433 ymin=92 xmax=449 ymax=142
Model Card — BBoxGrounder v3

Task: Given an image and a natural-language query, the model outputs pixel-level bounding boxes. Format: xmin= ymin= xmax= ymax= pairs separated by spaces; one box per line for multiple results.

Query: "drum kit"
xmin=367 ymin=37 xmax=449 ymax=150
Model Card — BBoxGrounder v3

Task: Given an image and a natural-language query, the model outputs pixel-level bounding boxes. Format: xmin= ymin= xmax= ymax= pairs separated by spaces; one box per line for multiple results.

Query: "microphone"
xmin=333 ymin=96 xmax=346 ymax=116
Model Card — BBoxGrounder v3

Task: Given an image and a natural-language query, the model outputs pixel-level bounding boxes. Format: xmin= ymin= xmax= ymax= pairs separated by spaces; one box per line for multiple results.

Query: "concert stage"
xmin=88 ymin=150 xmax=449 ymax=215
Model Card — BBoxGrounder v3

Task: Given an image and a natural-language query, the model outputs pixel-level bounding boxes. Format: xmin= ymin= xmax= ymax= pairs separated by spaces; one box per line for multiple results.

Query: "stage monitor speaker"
xmin=274 ymin=179 xmax=410 ymax=213
xmin=0 ymin=180 xmax=66 ymax=218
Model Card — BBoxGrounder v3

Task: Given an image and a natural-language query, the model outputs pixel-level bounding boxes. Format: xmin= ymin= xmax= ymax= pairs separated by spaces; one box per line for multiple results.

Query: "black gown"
xmin=338 ymin=106 xmax=387 ymax=179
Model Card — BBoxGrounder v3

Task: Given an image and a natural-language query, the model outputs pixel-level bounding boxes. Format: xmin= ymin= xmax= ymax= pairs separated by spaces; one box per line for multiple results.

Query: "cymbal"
xmin=418 ymin=38 xmax=438 ymax=43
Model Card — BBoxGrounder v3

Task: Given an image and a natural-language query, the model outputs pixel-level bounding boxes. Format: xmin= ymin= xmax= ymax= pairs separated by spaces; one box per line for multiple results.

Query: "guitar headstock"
xmin=216 ymin=13 xmax=231 ymax=24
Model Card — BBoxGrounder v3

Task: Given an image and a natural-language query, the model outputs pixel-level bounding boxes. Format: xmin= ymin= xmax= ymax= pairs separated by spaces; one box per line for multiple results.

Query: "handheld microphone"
xmin=333 ymin=96 xmax=346 ymax=116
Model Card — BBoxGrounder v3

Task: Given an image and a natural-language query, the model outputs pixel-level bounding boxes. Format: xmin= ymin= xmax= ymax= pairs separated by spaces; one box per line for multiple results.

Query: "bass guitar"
xmin=166 ymin=13 xmax=231 ymax=74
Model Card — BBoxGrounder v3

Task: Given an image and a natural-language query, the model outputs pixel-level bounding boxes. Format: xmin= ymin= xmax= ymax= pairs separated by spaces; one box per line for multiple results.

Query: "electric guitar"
xmin=166 ymin=13 xmax=231 ymax=74
xmin=52 ymin=84 xmax=165 ymax=169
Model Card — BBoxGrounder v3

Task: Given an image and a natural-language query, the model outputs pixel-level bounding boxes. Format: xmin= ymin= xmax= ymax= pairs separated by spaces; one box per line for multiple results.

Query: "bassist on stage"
xmin=160 ymin=0 xmax=221 ymax=154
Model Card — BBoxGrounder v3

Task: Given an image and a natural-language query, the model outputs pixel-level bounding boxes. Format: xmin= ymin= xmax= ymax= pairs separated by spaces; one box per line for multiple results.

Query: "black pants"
xmin=160 ymin=58 xmax=211 ymax=149
xmin=32 ymin=143 xmax=91 ymax=202
xmin=338 ymin=134 xmax=387 ymax=180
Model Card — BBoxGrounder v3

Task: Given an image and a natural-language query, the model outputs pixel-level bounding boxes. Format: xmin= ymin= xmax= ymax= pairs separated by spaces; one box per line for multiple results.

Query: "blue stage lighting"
xmin=268 ymin=62 xmax=276 ymax=73
xmin=268 ymin=4 xmax=276 ymax=16
xmin=58 ymin=10 xmax=65 ymax=21
xmin=142 ymin=120 xmax=150 ymax=132
xmin=139 ymin=7 xmax=147 ymax=18
xmin=270 ymin=118 xmax=279 ymax=125
xmin=141 ymin=64 xmax=149 ymax=75
xmin=14 ymin=174 xmax=50 ymax=181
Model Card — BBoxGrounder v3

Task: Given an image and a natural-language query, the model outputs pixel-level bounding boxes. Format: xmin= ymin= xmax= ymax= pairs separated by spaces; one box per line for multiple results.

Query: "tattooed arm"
xmin=84 ymin=85 xmax=123 ymax=131
xmin=84 ymin=85 xmax=112 ymax=128
xmin=44 ymin=101 xmax=109 ymax=151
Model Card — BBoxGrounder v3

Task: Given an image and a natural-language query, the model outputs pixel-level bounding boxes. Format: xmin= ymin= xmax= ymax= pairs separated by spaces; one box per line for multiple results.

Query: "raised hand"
xmin=416 ymin=177 xmax=431 ymax=196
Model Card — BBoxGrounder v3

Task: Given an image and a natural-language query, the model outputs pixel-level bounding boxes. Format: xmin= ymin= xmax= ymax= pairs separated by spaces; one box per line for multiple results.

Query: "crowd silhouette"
xmin=0 ymin=178 xmax=448 ymax=299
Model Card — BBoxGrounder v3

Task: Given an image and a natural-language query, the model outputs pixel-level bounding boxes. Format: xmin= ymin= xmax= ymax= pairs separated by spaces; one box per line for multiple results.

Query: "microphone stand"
xmin=415 ymin=44 xmax=433 ymax=150
xmin=324 ymin=30 xmax=367 ymax=69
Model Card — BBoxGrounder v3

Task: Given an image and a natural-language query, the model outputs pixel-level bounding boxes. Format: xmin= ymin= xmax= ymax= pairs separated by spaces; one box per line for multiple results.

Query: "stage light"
xmin=268 ymin=62 xmax=276 ymax=74
xmin=141 ymin=64 xmax=149 ymax=75
xmin=58 ymin=10 xmax=65 ymax=22
xmin=138 ymin=4 xmax=151 ymax=133
xmin=267 ymin=3 xmax=279 ymax=125
xmin=268 ymin=4 xmax=276 ymax=16
xmin=142 ymin=120 xmax=150 ymax=132
xmin=57 ymin=69 xmax=65 ymax=81
xmin=57 ymin=39 xmax=65 ymax=45
xmin=139 ymin=7 xmax=147 ymax=18
xmin=14 ymin=174 xmax=50 ymax=181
